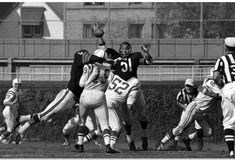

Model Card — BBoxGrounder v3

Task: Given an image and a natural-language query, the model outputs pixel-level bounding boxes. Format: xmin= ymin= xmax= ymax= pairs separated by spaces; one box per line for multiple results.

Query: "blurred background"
xmin=0 ymin=2 xmax=234 ymax=82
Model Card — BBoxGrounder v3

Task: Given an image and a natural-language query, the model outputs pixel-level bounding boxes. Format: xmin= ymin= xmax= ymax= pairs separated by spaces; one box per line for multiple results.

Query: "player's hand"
xmin=91 ymin=23 xmax=99 ymax=31
xmin=141 ymin=43 xmax=151 ymax=53
xmin=91 ymin=23 xmax=104 ymax=38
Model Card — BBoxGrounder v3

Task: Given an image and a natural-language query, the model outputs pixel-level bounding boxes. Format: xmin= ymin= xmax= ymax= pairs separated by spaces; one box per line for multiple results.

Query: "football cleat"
xmin=166 ymin=140 xmax=178 ymax=150
xmin=105 ymin=145 xmax=120 ymax=153
xmin=62 ymin=140 xmax=70 ymax=146
xmin=141 ymin=137 xmax=148 ymax=150
xmin=182 ymin=138 xmax=192 ymax=151
xmin=156 ymin=143 xmax=167 ymax=151
xmin=74 ymin=143 xmax=84 ymax=152
xmin=229 ymin=151 xmax=235 ymax=158
xmin=14 ymin=132 xmax=24 ymax=145
xmin=129 ymin=141 xmax=137 ymax=151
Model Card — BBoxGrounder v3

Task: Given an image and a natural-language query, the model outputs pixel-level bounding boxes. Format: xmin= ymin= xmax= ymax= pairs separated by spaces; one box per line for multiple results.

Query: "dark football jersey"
xmin=113 ymin=52 xmax=143 ymax=81
xmin=106 ymin=48 xmax=120 ymax=59
xmin=68 ymin=50 xmax=105 ymax=99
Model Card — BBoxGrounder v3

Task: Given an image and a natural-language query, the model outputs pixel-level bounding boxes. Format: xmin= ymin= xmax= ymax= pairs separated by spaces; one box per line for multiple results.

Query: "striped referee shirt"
xmin=176 ymin=88 xmax=196 ymax=105
xmin=214 ymin=53 xmax=235 ymax=84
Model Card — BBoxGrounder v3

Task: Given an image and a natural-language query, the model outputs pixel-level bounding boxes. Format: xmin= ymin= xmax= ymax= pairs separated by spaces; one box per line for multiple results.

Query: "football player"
xmin=167 ymin=79 xmax=205 ymax=151
xmin=213 ymin=37 xmax=235 ymax=157
xmin=91 ymin=24 xmax=152 ymax=151
xmin=62 ymin=103 xmax=102 ymax=147
xmin=0 ymin=78 xmax=31 ymax=143
xmin=105 ymin=71 xmax=141 ymax=149
xmin=75 ymin=48 xmax=119 ymax=153
xmin=14 ymin=49 xmax=115 ymax=144
xmin=157 ymin=68 xmax=222 ymax=151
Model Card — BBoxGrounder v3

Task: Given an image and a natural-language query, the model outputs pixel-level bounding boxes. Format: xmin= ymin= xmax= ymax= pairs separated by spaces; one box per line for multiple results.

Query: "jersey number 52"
xmin=108 ymin=77 xmax=129 ymax=95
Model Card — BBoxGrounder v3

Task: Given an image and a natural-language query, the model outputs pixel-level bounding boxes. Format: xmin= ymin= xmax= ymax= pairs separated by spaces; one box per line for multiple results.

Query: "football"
xmin=93 ymin=28 xmax=104 ymax=37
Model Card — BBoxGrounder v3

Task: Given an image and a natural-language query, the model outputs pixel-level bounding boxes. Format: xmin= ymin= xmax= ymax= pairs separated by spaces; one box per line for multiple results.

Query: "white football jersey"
xmin=3 ymin=87 xmax=20 ymax=108
xmin=105 ymin=73 xmax=140 ymax=103
xmin=195 ymin=75 xmax=222 ymax=110
xmin=79 ymin=63 xmax=110 ymax=92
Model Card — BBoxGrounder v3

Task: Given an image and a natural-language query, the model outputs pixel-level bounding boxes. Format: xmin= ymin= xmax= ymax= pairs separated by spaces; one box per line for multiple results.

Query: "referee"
xmin=213 ymin=37 xmax=235 ymax=158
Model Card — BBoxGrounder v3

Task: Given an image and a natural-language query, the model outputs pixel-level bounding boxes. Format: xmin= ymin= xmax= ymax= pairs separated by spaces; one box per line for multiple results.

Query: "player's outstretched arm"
xmin=140 ymin=43 xmax=153 ymax=65
xmin=91 ymin=24 xmax=106 ymax=48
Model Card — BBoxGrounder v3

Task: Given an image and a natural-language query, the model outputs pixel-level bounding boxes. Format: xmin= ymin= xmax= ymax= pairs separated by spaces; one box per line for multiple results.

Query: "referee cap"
xmin=225 ymin=37 xmax=235 ymax=47
xmin=185 ymin=79 xmax=194 ymax=87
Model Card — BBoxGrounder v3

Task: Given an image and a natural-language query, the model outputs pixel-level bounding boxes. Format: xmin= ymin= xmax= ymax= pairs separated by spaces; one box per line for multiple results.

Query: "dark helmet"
xmin=119 ymin=41 xmax=132 ymax=58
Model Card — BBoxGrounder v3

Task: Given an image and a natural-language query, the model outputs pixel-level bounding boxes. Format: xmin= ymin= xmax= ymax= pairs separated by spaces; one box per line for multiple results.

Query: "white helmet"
xmin=93 ymin=49 xmax=105 ymax=58
xmin=12 ymin=78 xmax=21 ymax=87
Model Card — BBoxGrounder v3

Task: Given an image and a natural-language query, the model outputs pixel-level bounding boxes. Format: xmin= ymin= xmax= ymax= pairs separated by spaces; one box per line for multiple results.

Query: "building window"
xmin=21 ymin=7 xmax=45 ymax=38
xmin=22 ymin=24 xmax=43 ymax=38
xmin=128 ymin=24 xmax=143 ymax=39
xmin=83 ymin=24 xmax=104 ymax=39
xmin=84 ymin=2 xmax=105 ymax=6
xmin=151 ymin=24 xmax=165 ymax=39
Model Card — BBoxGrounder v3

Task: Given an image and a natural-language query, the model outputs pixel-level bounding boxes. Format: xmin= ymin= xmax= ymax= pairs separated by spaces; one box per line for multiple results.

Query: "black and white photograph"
xmin=0 ymin=1 xmax=234 ymax=158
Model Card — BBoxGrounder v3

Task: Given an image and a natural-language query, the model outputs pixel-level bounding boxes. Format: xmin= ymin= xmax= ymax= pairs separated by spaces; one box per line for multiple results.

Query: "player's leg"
xmin=0 ymin=107 xmax=15 ymax=142
xmin=62 ymin=115 xmax=79 ymax=146
xmin=18 ymin=115 xmax=31 ymax=124
xmin=193 ymin=120 xmax=204 ymax=151
xmin=94 ymin=98 xmax=119 ymax=153
xmin=181 ymin=120 xmax=203 ymax=151
xmin=127 ymin=89 xmax=148 ymax=150
xmin=17 ymin=89 xmax=75 ymax=135
xmin=108 ymin=107 xmax=121 ymax=149
xmin=122 ymin=102 xmax=136 ymax=151
xmin=167 ymin=111 xmax=185 ymax=150
xmin=83 ymin=114 xmax=102 ymax=145
xmin=133 ymin=89 xmax=148 ymax=150
xmin=222 ymin=84 xmax=235 ymax=157
xmin=15 ymin=89 xmax=75 ymax=144
xmin=75 ymin=103 xmax=89 ymax=152
xmin=157 ymin=102 xmax=197 ymax=151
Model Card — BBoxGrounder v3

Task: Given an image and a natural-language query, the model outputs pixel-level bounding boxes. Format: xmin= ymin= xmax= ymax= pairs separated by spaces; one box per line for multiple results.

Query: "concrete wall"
xmin=0 ymin=39 xmax=225 ymax=60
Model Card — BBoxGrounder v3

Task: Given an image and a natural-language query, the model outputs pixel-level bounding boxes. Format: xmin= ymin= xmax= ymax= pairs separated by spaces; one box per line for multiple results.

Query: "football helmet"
xmin=93 ymin=49 xmax=106 ymax=58
xmin=12 ymin=78 xmax=21 ymax=88
xmin=119 ymin=41 xmax=132 ymax=58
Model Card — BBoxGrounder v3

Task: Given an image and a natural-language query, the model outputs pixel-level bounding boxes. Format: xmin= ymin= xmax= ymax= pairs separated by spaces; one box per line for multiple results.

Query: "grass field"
xmin=0 ymin=140 xmax=229 ymax=158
